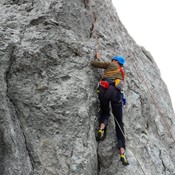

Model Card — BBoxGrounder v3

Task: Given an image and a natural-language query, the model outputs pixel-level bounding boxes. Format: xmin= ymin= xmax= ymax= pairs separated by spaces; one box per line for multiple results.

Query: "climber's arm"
xmin=91 ymin=59 xmax=110 ymax=69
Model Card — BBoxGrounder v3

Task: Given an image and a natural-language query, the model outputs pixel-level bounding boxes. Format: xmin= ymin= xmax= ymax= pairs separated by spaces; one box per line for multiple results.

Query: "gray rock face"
xmin=0 ymin=0 xmax=175 ymax=175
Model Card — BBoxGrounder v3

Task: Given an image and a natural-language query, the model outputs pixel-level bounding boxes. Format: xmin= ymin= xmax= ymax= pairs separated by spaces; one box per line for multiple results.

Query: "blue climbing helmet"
xmin=112 ymin=55 xmax=126 ymax=65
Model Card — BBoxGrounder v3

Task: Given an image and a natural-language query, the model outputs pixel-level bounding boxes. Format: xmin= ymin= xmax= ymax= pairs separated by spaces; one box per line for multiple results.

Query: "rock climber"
xmin=91 ymin=53 xmax=129 ymax=166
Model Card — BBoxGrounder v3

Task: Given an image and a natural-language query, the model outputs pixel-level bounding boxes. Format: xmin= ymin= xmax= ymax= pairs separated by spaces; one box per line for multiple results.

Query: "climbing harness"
xmin=99 ymin=80 xmax=109 ymax=89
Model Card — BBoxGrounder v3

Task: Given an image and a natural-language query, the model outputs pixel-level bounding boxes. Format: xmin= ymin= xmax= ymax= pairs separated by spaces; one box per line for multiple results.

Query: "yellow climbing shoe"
xmin=120 ymin=154 xmax=129 ymax=166
xmin=96 ymin=129 xmax=106 ymax=141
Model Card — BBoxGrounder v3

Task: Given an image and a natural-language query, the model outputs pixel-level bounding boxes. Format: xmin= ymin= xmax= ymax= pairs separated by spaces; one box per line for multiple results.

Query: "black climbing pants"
xmin=98 ymin=85 xmax=126 ymax=149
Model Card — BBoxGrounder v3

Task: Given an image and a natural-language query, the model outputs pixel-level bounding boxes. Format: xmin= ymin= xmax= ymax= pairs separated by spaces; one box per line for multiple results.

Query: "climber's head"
xmin=112 ymin=55 xmax=126 ymax=66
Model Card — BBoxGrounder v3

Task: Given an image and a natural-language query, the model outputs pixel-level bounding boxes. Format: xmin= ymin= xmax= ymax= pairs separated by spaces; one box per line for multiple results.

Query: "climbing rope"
xmin=114 ymin=117 xmax=147 ymax=175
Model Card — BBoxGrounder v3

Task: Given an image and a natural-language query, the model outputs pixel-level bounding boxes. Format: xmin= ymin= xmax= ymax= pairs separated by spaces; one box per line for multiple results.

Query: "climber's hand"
xmin=96 ymin=52 xmax=101 ymax=59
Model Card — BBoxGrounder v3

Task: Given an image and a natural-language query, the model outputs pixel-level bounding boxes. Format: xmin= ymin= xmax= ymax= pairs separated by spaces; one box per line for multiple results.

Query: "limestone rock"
xmin=0 ymin=0 xmax=175 ymax=175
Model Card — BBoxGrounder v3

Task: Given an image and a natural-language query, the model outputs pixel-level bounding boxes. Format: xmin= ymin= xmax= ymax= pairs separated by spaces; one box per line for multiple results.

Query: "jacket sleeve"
xmin=90 ymin=59 xmax=110 ymax=69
